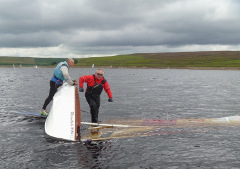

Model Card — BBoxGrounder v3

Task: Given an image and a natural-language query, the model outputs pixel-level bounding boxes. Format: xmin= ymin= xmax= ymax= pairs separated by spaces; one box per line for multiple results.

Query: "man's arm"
xmin=60 ymin=66 xmax=75 ymax=85
xmin=79 ymin=76 xmax=85 ymax=88
xmin=103 ymin=81 xmax=113 ymax=98
xmin=79 ymin=75 xmax=93 ymax=88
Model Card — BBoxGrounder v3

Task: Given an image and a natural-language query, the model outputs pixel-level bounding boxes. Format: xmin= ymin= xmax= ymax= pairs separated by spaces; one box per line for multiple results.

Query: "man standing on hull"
xmin=79 ymin=69 xmax=113 ymax=123
xmin=40 ymin=58 xmax=77 ymax=116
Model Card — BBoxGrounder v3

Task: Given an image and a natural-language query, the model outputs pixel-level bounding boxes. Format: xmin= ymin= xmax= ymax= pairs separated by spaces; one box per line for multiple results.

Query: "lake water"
xmin=1 ymin=67 xmax=240 ymax=168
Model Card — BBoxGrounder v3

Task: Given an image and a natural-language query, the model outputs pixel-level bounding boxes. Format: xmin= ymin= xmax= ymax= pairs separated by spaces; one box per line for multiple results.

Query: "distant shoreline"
xmin=2 ymin=65 xmax=240 ymax=70
xmin=104 ymin=66 xmax=240 ymax=70
xmin=2 ymin=51 xmax=240 ymax=69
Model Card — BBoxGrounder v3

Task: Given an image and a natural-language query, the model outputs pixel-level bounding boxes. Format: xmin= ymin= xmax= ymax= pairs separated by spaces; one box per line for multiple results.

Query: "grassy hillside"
xmin=1 ymin=51 xmax=240 ymax=68
xmin=0 ymin=57 xmax=67 ymax=67
xmin=75 ymin=51 xmax=240 ymax=68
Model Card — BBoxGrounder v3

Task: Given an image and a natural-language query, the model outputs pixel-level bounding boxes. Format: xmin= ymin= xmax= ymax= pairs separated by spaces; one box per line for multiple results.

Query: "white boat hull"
xmin=45 ymin=84 xmax=81 ymax=141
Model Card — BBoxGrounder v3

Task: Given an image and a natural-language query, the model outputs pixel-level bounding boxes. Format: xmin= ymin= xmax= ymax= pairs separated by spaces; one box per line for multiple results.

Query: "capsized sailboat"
xmin=44 ymin=84 xmax=240 ymax=142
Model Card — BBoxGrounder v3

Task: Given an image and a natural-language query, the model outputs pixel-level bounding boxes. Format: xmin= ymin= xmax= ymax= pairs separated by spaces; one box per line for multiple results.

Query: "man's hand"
xmin=108 ymin=98 xmax=113 ymax=102
xmin=79 ymin=88 xmax=84 ymax=92
xmin=74 ymin=80 xmax=78 ymax=85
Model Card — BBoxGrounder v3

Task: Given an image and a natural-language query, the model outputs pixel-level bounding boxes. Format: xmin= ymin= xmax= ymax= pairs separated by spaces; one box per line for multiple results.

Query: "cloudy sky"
xmin=1 ymin=0 xmax=240 ymax=58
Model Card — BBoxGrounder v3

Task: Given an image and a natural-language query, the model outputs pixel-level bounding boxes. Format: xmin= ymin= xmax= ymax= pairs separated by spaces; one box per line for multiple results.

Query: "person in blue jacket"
xmin=40 ymin=58 xmax=77 ymax=116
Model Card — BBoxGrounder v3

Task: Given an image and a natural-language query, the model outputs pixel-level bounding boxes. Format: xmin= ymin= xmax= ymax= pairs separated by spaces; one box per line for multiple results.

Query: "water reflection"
xmin=76 ymin=140 xmax=113 ymax=169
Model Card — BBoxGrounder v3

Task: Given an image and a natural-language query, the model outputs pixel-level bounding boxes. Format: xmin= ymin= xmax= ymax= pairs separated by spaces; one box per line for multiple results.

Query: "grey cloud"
xmin=1 ymin=0 xmax=240 ymax=57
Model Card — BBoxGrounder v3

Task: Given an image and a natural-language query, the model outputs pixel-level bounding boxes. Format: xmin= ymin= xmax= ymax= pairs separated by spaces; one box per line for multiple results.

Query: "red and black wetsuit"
xmin=79 ymin=75 xmax=112 ymax=123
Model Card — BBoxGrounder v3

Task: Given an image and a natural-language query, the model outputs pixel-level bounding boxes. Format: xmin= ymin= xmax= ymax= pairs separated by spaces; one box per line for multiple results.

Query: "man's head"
xmin=66 ymin=58 xmax=74 ymax=67
xmin=95 ymin=69 xmax=104 ymax=80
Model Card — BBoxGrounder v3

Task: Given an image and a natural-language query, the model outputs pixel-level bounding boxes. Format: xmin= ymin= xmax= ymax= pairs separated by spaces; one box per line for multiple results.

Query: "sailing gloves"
xmin=108 ymin=98 xmax=113 ymax=102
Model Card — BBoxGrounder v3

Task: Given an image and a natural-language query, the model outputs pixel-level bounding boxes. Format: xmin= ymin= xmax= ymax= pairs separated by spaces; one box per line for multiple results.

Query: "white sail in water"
xmin=35 ymin=65 xmax=38 ymax=68
xmin=92 ymin=64 xmax=94 ymax=69
xmin=45 ymin=84 xmax=81 ymax=141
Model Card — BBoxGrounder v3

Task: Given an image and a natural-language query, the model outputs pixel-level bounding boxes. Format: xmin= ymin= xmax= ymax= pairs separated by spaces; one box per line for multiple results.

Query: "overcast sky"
xmin=1 ymin=0 xmax=240 ymax=58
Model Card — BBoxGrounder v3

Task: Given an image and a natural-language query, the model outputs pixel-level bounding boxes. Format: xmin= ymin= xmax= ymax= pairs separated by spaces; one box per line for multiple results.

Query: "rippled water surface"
xmin=1 ymin=67 xmax=240 ymax=168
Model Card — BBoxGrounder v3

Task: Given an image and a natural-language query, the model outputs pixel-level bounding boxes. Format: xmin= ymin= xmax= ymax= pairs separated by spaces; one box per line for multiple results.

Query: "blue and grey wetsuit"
xmin=51 ymin=61 xmax=75 ymax=85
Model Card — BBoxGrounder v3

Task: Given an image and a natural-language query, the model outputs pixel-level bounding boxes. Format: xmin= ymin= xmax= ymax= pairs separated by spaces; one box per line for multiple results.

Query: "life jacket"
xmin=87 ymin=75 xmax=107 ymax=96
xmin=51 ymin=61 xmax=69 ymax=85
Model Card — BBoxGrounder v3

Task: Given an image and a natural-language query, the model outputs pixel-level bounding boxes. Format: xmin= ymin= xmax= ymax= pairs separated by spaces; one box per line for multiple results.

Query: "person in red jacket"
xmin=79 ymin=69 xmax=113 ymax=123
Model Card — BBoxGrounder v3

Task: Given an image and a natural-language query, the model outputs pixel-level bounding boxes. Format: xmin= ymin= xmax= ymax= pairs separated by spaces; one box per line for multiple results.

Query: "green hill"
xmin=0 ymin=57 xmax=67 ymax=67
xmin=1 ymin=51 xmax=240 ymax=68
xmin=75 ymin=51 xmax=240 ymax=68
